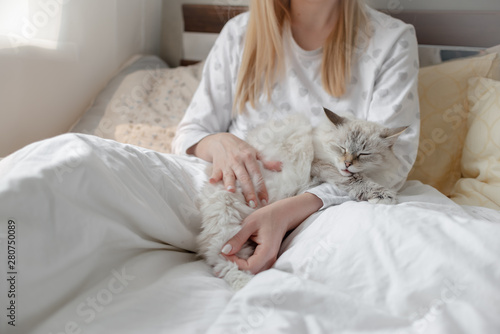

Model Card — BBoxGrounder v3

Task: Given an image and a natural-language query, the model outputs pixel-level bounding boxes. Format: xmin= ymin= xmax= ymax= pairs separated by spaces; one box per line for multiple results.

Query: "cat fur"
xmin=197 ymin=108 xmax=407 ymax=290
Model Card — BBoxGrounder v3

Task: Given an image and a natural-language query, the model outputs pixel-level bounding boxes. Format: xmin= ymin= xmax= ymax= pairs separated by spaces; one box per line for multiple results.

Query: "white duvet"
xmin=0 ymin=134 xmax=499 ymax=334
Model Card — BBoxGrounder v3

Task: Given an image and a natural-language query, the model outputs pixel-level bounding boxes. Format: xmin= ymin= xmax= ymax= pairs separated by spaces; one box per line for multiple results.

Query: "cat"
xmin=197 ymin=108 xmax=407 ymax=290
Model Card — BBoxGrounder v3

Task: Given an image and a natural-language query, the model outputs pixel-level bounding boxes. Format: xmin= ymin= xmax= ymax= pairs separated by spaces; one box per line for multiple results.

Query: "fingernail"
xmin=249 ymin=200 xmax=256 ymax=208
xmin=261 ymin=199 xmax=268 ymax=206
xmin=227 ymin=185 xmax=234 ymax=192
xmin=221 ymin=244 xmax=232 ymax=255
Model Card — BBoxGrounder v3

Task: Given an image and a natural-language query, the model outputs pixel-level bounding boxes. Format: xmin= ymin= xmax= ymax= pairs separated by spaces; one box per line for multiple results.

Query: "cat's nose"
xmin=345 ymin=161 xmax=352 ymax=168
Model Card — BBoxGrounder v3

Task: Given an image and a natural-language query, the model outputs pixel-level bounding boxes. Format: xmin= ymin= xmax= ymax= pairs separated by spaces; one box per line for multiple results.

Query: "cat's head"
xmin=318 ymin=108 xmax=407 ymax=177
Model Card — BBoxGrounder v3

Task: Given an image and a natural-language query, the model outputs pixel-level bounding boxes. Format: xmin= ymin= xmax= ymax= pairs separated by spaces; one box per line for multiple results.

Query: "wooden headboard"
xmin=181 ymin=4 xmax=500 ymax=64
xmin=183 ymin=5 xmax=248 ymax=34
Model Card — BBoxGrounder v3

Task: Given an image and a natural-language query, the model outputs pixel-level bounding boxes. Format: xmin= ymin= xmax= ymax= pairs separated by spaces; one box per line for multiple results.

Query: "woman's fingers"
xmin=257 ymin=152 xmax=283 ymax=172
xmin=221 ymin=202 xmax=291 ymax=275
xmin=222 ymin=159 xmax=279 ymax=207
xmin=222 ymin=170 xmax=236 ymax=192
xmin=243 ymin=157 xmax=268 ymax=207
xmin=209 ymin=168 xmax=223 ymax=184
xmin=238 ymin=152 xmax=284 ymax=207
xmin=208 ymin=134 xmax=284 ymax=208
xmin=233 ymin=164 xmax=258 ymax=208
xmin=221 ymin=221 xmax=255 ymax=257
xmin=223 ymin=243 xmax=276 ymax=274
xmin=245 ymin=244 xmax=277 ymax=274
xmin=261 ymin=160 xmax=283 ymax=172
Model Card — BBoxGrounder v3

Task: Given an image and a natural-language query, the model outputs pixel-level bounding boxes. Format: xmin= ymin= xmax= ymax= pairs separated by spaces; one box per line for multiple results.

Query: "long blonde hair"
xmin=234 ymin=0 xmax=369 ymax=113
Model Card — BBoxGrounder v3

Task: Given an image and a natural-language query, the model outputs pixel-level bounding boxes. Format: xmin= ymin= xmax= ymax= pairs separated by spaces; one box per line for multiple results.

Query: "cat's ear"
xmin=381 ymin=126 xmax=408 ymax=145
xmin=324 ymin=107 xmax=345 ymax=126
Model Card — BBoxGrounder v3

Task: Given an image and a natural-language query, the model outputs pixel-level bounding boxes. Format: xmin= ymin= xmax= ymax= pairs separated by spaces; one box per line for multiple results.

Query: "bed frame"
xmin=181 ymin=4 xmax=500 ymax=65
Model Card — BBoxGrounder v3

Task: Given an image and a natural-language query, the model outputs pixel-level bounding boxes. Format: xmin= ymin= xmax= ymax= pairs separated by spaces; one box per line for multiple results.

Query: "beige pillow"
xmin=407 ymin=53 xmax=496 ymax=195
xmin=71 ymin=55 xmax=168 ymax=136
xmin=113 ymin=62 xmax=204 ymax=153
xmin=450 ymin=77 xmax=500 ymax=210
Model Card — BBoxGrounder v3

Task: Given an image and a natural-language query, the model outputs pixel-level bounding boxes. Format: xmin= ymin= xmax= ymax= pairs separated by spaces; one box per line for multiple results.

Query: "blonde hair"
xmin=234 ymin=0 xmax=369 ymax=113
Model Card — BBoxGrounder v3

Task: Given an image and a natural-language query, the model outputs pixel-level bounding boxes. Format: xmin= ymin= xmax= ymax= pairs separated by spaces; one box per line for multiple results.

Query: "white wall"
xmin=367 ymin=0 xmax=500 ymax=11
xmin=161 ymin=0 xmax=500 ymax=67
xmin=0 ymin=0 xmax=162 ymax=157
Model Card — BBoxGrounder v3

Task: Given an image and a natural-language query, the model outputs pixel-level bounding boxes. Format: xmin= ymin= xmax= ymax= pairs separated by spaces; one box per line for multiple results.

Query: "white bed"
xmin=1 ymin=5 xmax=500 ymax=334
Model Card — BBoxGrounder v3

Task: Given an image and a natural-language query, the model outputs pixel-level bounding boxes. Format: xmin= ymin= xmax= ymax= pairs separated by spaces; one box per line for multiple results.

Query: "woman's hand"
xmin=221 ymin=193 xmax=323 ymax=274
xmin=188 ymin=133 xmax=282 ymax=207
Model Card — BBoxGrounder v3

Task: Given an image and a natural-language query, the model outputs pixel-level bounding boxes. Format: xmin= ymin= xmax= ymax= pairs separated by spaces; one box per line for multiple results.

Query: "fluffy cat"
xmin=197 ymin=108 xmax=407 ymax=290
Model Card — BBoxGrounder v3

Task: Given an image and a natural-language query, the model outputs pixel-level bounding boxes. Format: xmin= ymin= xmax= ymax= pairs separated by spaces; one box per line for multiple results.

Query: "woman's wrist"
xmin=187 ymin=133 xmax=220 ymax=161
xmin=275 ymin=193 xmax=323 ymax=232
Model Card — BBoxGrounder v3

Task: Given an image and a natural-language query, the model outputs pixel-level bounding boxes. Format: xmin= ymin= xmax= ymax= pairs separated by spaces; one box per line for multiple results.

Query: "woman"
xmin=0 ymin=0 xmax=418 ymax=331
xmin=173 ymin=0 xmax=419 ymax=274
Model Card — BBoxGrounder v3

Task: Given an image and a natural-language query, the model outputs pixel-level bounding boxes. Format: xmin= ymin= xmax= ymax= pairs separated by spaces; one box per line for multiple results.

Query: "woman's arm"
xmin=172 ymin=14 xmax=280 ymax=206
xmin=172 ymin=14 xmax=246 ymax=156
xmin=221 ymin=192 xmax=323 ymax=274
xmin=366 ymin=25 xmax=420 ymax=191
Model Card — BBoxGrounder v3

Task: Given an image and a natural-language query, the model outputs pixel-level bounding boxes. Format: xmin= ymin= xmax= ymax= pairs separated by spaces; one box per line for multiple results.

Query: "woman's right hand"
xmin=187 ymin=133 xmax=282 ymax=208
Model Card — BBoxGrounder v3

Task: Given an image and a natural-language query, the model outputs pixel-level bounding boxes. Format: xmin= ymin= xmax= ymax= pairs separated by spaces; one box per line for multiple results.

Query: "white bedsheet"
xmin=0 ymin=134 xmax=499 ymax=334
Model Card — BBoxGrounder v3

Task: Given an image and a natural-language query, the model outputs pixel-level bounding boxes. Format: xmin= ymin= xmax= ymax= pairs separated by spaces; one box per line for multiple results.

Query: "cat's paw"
xmin=216 ymin=261 xmax=253 ymax=291
xmin=227 ymin=271 xmax=253 ymax=290
xmin=348 ymin=189 xmax=367 ymax=202
xmin=367 ymin=189 xmax=397 ymax=204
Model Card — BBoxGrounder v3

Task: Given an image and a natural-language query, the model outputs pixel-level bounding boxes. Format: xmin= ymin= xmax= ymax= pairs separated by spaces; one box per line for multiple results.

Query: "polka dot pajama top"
xmin=173 ymin=6 xmax=420 ymax=209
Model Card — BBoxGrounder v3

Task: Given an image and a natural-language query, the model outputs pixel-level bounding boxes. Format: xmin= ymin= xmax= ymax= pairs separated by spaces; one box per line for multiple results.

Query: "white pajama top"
xmin=172 ymin=6 xmax=420 ymax=210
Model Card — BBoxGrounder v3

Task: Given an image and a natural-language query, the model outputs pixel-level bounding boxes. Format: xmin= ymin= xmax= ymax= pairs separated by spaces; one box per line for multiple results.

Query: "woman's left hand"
xmin=222 ymin=203 xmax=287 ymax=274
xmin=221 ymin=193 xmax=323 ymax=274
